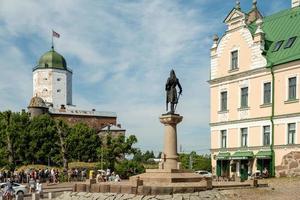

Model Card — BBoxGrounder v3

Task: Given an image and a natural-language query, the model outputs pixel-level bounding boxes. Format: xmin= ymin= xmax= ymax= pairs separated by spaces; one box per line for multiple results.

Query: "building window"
xmin=231 ymin=50 xmax=238 ymax=70
xmin=288 ymin=123 xmax=296 ymax=144
xmin=241 ymin=128 xmax=248 ymax=147
xmin=273 ymin=40 xmax=284 ymax=52
xmin=57 ymin=78 xmax=61 ymax=81
xmin=241 ymin=87 xmax=248 ymax=108
xmin=220 ymin=91 xmax=227 ymax=111
xmin=263 ymin=125 xmax=270 ymax=146
xmin=284 ymin=36 xmax=297 ymax=49
xmin=288 ymin=77 xmax=297 ymax=100
xmin=43 ymin=78 xmax=48 ymax=81
xmin=221 ymin=130 xmax=227 ymax=148
xmin=43 ymin=88 xmax=48 ymax=92
xmin=263 ymin=82 xmax=271 ymax=104
xmin=57 ymin=89 xmax=61 ymax=93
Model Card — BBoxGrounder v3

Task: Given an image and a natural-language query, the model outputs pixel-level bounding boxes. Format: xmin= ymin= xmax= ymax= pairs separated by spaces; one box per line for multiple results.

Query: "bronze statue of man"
xmin=165 ymin=69 xmax=182 ymax=114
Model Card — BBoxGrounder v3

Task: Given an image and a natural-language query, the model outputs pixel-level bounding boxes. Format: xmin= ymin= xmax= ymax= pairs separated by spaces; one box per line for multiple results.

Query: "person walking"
xmin=3 ymin=179 xmax=14 ymax=200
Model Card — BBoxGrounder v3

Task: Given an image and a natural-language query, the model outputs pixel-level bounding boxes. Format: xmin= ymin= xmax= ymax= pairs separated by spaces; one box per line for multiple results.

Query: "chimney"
xmin=292 ymin=0 xmax=300 ymax=8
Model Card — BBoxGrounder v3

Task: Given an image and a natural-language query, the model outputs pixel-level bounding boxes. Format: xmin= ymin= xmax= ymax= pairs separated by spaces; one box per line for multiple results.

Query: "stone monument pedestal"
xmin=130 ymin=114 xmax=203 ymax=184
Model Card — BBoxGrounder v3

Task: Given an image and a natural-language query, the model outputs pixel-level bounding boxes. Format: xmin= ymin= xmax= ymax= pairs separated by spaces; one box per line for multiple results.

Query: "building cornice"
xmin=210 ymin=112 xmax=300 ymax=127
xmin=210 ymin=144 xmax=300 ymax=153
xmin=208 ymin=67 xmax=268 ymax=85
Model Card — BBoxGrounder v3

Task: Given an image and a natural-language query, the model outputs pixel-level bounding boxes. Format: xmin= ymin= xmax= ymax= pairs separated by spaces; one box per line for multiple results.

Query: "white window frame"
xmin=220 ymin=129 xmax=228 ymax=148
xmin=229 ymin=47 xmax=240 ymax=70
xmin=238 ymin=80 xmax=249 ymax=109
xmin=261 ymin=80 xmax=272 ymax=105
xmin=286 ymin=74 xmax=299 ymax=101
xmin=219 ymin=86 xmax=228 ymax=111
xmin=261 ymin=125 xmax=272 ymax=146
xmin=286 ymin=122 xmax=297 ymax=145
xmin=220 ymin=91 xmax=228 ymax=111
xmin=239 ymin=127 xmax=249 ymax=147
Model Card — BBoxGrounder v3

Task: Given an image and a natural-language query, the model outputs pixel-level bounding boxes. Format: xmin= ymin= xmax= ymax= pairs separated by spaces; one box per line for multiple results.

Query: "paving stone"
xmin=172 ymin=194 xmax=183 ymax=200
xmin=119 ymin=194 xmax=136 ymax=200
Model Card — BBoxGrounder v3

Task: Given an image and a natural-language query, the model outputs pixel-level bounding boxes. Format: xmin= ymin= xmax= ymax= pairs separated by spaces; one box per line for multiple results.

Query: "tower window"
xmin=284 ymin=36 xmax=297 ymax=49
xmin=43 ymin=88 xmax=48 ymax=92
xmin=57 ymin=89 xmax=61 ymax=93
xmin=57 ymin=78 xmax=61 ymax=81
xmin=43 ymin=78 xmax=48 ymax=81
xmin=272 ymin=40 xmax=284 ymax=52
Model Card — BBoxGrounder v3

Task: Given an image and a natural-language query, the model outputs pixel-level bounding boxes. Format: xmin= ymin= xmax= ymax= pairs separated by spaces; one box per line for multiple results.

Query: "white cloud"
xmin=0 ymin=0 xmax=218 ymax=153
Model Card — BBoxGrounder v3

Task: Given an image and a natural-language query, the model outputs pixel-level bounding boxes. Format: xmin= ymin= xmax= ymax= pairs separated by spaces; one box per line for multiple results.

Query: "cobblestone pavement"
xmin=22 ymin=177 xmax=300 ymax=199
xmin=219 ymin=177 xmax=300 ymax=200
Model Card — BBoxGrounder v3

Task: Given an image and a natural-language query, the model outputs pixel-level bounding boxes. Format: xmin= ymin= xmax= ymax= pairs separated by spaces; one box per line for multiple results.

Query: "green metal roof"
xmin=216 ymin=152 xmax=230 ymax=160
xmin=35 ymin=47 xmax=67 ymax=71
xmin=231 ymin=151 xmax=254 ymax=160
xmin=255 ymin=151 xmax=272 ymax=159
xmin=260 ymin=6 xmax=300 ymax=67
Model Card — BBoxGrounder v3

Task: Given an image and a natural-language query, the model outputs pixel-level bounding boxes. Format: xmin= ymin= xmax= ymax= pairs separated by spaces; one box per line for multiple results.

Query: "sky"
xmin=0 ymin=0 xmax=291 ymax=154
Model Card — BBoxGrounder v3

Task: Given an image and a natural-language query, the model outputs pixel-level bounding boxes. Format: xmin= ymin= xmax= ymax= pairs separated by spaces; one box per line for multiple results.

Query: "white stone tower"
xmin=33 ymin=46 xmax=72 ymax=108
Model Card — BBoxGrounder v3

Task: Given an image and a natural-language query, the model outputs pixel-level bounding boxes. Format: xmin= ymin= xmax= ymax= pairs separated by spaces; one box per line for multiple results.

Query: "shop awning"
xmin=230 ymin=151 xmax=254 ymax=160
xmin=216 ymin=152 xmax=230 ymax=160
xmin=255 ymin=151 xmax=272 ymax=159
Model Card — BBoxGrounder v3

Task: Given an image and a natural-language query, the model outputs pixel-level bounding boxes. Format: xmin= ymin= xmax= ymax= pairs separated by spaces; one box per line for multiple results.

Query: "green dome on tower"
xmin=36 ymin=47 xmax=67 ymax=70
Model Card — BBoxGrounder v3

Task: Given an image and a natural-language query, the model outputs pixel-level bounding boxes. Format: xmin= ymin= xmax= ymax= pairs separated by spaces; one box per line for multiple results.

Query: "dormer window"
xmin=284 ymin=36 xmax=297 ymax=49
xmin=273 ymin=40 xmax=284 ymax=52
xmin=231 ymin=50 xmax=238 ymax=70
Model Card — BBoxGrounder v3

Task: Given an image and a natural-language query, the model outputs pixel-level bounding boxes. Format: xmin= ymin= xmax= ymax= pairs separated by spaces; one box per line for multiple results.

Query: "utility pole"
xmin=189 ymin=153 xmax=193 ymax=170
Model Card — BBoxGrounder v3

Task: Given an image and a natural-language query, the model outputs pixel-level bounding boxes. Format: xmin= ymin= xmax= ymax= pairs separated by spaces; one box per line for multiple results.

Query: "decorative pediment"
xmin=224 ymin=8 xmax=246 ymax=31
xmin=224 ymin=8 xmax=246 ymax=24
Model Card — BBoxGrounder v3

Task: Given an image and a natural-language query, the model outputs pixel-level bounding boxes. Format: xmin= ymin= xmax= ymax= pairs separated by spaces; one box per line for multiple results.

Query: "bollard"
xmin=253 ymin=179 xmax=258 ymax=187
xmin=16 ymin=194 xmax=24 ymax=200
xmin=48 ymin=192 xmax=53 ymax=199
xmin=206 ymin=178 xmax=213 ymax=190
xmin=32 ymin=193 xmax=40 ymax=200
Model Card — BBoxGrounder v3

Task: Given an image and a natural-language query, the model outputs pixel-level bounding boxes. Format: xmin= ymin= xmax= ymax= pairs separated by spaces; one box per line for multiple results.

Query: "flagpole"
xmin=51 ymin=30 xmax=54 ymax=50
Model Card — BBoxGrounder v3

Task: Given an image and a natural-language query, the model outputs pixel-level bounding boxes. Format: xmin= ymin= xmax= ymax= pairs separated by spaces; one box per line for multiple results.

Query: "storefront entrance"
xmin=216 ymin=160 xmax=230 ymax=179
xmin=257 ymin=158 xmax=271 ymax=177
xmin=240 ymin=160 xmax=249 ymax=181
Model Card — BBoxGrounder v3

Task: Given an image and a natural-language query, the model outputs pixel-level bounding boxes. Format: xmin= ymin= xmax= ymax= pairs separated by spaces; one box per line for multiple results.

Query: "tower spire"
xmin=252 ymin=0 xmax=257 ymax=10
xmin=235 ymin=0 xmax=241 ymax=10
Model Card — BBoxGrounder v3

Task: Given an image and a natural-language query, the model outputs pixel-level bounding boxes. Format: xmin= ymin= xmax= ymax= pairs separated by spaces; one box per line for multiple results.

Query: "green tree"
xmin=56 ymin=120 xmax=70 ymax=169
xmin=26 ymin=114 xmax=59 ymax=165
xmin=100 ymin=134 xmax=137 ymax=171
xmin=0 ymin=111 xmax=30 ymax=169
xmin=179 ymin=152 xmax=211 ymax=171
xmin=66 ymin=123 xmax=101 ymax=162
xmin=115 ymin=160 xmax=145 ymax=179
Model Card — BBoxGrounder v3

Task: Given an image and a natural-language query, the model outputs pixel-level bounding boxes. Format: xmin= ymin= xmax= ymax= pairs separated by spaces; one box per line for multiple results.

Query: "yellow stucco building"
xmin=209 ymin=0 xmax=300 ymax=180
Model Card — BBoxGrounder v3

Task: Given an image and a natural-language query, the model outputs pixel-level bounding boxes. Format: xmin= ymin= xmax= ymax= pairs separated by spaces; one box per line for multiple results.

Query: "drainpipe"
xmin=270 ymin=63 xmax=275 ymax=177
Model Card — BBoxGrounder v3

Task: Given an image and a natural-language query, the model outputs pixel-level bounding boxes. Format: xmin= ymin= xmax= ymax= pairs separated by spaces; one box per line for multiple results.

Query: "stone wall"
xmin=276 ymin=151 xmax=300 ymax=177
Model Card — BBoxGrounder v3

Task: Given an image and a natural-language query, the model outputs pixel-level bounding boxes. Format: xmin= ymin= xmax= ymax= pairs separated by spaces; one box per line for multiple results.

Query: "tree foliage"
xmin=179 ymin=151 xmax=211 ymax=171
xmin=0 ymin=110 xmax=139 ymax=172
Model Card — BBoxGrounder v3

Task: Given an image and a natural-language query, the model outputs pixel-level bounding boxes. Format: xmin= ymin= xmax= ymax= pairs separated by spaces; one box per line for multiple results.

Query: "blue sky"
xmin=0 ymin=0 xmax=291 ymax=154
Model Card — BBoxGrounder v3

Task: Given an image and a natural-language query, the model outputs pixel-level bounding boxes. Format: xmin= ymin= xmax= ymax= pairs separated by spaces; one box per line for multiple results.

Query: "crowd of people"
xmin=0 ymin=168 xmax=61 ymax=184
xmin=96 ymin=169 xmax=121 ymax=183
